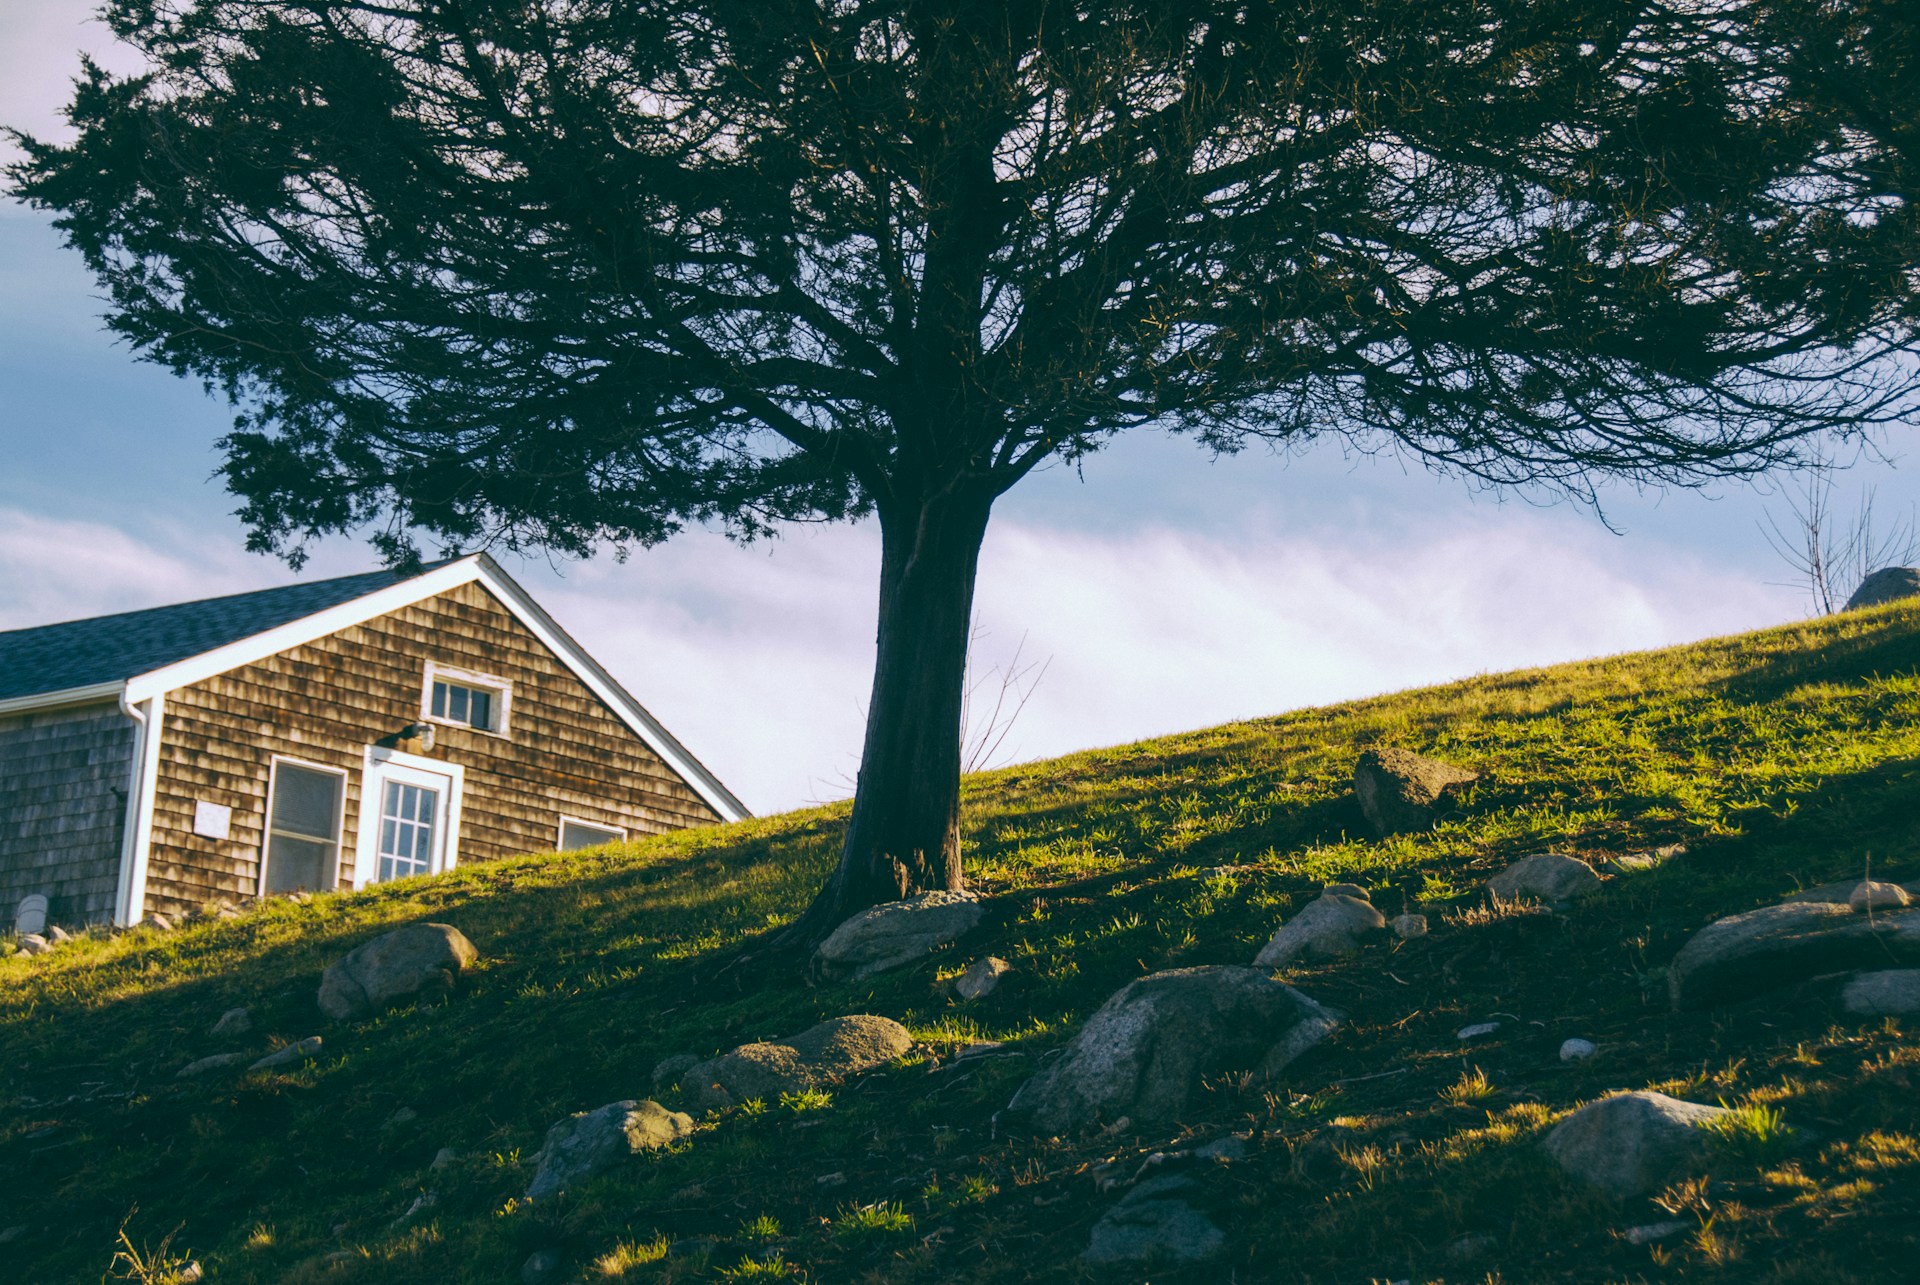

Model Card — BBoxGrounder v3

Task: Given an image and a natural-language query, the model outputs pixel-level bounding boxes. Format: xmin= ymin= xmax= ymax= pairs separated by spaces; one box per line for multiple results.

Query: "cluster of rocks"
xmin=5 ymin=896 xmax=254 ymax=961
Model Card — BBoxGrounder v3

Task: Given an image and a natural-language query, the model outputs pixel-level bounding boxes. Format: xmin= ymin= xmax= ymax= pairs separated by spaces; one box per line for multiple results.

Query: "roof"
xmin=0 ymin=565 xmax=435 ymax=703
xmin=0 ymin=554 xmax=749 ymax=822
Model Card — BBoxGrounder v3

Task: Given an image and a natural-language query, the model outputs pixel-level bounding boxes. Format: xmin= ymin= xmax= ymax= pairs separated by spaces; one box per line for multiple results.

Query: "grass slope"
xmin=6 ymin=604 xmax=1920 ymax=1283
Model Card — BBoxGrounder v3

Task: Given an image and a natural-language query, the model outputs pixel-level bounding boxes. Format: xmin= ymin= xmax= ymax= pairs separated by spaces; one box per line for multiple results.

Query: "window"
xmin=376 ymin=779 xmax=441 ymax=882
xmin=263 ymin=759 xmax=345 ymax=894
xmin=421 ymin=662 xmax=511 ymax=735
xmin=558 ymin=818 xmax=625 ymax=851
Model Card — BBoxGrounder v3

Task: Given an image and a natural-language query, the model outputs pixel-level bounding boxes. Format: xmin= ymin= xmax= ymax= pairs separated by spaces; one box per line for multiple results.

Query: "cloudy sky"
xmin=4 ymin=2 xmax=1917 ymax=815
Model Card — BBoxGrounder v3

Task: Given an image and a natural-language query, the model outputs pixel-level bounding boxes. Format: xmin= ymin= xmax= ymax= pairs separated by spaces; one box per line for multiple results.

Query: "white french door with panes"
xmin=353 ymin=747 xmax=464 ymax=889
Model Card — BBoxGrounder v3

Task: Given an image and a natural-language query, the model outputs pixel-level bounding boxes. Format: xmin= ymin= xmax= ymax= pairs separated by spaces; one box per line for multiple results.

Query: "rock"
xmin=175 ymin=1263 xmax=203 ymax=1283
xmin=1487 ymin=853 xmax=1603 ymax=904
xmin=812 ymin=891 xmax=983 ymax=980
xmin=682 ymin=1015 xmax=912 ymax=1112
xmin=45 ymin=925 xmax=71 ymax=944
xmin=1084 ymin=1176 xmax=1226 ymax=1264
xmin=177 ymin=1052 xmax=250 ymax=1078
xmin=1624 ymin=1220 xmax=1693 ymax=1246
xmin=1544 ymin=1091 xmax=1732 ymax=1199
xmin=18 ymin=935 xmax=51 ymax=956
xmin=1391 ymin=913 xmax=1428 ymax=940
xmin=1559 ymin=1038 xmax=1598 ymax=1062
xmin=1668 ymin=900 xmax=1920 ymax=1010
xmin=1007 ymin=965 xmax=1340 ymax=1134
xmin=249 ymin=1036 xmax=323 ymax=1072
xmin=430 ymin=1147 xmax=460 ymax=1170
xmin=1601 ymin=843 xmax=1687 ymax=875
xmin=390 ymin=1191 xmax=436 ymax=1228
xmin=210 ymin=1007 xmax=253 ymax=1038
xmin=520 ymin=1251 xmax=563 ymax=1285
xmin=955 ymin=955 xmax=1012 ymax=1000
xmin=651 ymin=1053 xmax=701 ymax=1089
xmin=1253 ymin=893 xmax=1386 ymax=967
xmin=1851 ymin=881 xmax=1911 ymax=912
xmin=1457 ymin=1022 xmax=1501 ymax=1041
xmin=1844 ymin=566 xmax=1920 ymax=611
xmin=385 ymin=1107 xmax=419 ymax=1129
xmin=1352 ymin=747 xmax=1479 ymax=836
xmin=317 ymin=923 xmax=478 ymax=1020
xmin=0 ymin=1225 xmax=25 ymax=1244
xmin=1841 ymin=969 xmax=1920 ymax=1016
xmin=815 ymin=1171 xmax=846 ymax=1187
xmin=525 ymin=1099 xmax=694 ymax=1200
xmin=141 ymin=913 xmax=174 ymax=932
xmin=1446 ymin=1234 xmax=1498 ymax=1261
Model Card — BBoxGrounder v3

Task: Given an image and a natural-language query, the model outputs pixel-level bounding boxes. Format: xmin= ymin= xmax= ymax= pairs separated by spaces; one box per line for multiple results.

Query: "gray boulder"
xmin=318 ymin=923 xmax=478 ymax=1020
xmin=1487 ymin=853 xmax=1603 ymax=905
xmin=1545 ymin=1091 xmax=1732 ymax=1199
xmin=1850 ymin=881 xmax=1911 ymax=912
xmin=1668 ymin=900 xmax=1920 ymax=1010
xmin=177 ymin=1052 xmax=250 ymax=1078
xmin=1253 ymin=892 xmax=1386 ymax=968
xmin=813 ymin=891 xmax=982 ymax=980
xmin=1841 ymin=969 xmax=1920 ymax=1017
xmin=1084 ymin=1176 xmax=1225 ymax=1264
xmin=210 ymin=1007 xmax=253 ymax=1038
xmin=1844 ymin=566 xmax=1920 ymax=612
xmin=1353 ymin=747 xmax=1479 ymax=836
xmin=682 ymin=1015 xmax=912 ymax=1111
xmin=525 ymin=1099 xmax=693 ymax=1200
xmin=17 ymin=935 xmax=51 ymax=957
xmin=955 ymin=956 xmax=1012 ymax=1000
xmin=1008 ymin=965 xmax=1340 ymax=1134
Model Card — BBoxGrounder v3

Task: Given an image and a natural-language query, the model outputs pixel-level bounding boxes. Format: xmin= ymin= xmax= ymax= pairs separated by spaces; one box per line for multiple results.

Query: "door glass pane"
xmin=375 ymin=780 xmax=438 ymax=883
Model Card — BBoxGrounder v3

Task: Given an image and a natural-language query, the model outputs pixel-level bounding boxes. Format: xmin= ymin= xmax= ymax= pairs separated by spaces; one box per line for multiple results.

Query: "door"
xmin=356 ymin=749 xmax=463 ymax=887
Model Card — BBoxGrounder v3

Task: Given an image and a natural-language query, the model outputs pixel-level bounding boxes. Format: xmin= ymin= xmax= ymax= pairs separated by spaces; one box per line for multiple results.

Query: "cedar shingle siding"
xmin=142 ymin=580 xmax=721 ymax=917
xmin=0 ymin=703 xmax=133 ymax=924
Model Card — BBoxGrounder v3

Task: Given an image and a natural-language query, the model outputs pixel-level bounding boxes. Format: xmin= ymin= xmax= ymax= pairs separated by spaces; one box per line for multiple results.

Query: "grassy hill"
xmin=6 ymin=602 xmax=1920 ymax=1283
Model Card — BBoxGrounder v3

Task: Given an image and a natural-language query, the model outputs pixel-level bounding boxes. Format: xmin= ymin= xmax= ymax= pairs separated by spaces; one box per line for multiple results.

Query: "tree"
xmin=11 ymin=0 xmax=1915 ymax=940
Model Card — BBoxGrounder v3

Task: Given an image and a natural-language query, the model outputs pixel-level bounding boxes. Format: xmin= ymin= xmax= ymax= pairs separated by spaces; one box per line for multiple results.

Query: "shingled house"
xmin=0 ymin=554 xmax=746 ymax=928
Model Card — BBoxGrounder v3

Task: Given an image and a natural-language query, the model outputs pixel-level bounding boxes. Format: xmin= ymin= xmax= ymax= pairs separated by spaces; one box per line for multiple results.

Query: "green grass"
xmin=7 ymin=601 xmax=1920 ymax=1281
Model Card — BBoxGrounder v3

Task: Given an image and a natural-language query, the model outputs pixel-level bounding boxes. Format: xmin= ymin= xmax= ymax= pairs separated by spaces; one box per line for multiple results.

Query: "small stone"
xmin=322 ymin=1250 xmax=356 ymax=1265
xmin=1084 ymin=1176 xmax=1226 ymax=1264
xmin=211 ymin=1007 xmax=253 ymax=1038
xmin=815 ymin=1171 xmax=847 ymax=1187
xmin=1457 ymin=1022 xmax=1501 ymax=1040
xmin=142 ymin=913 xmax=175 ymax=932
xmin=177 ymin=1052 xmax=251 ymax=1078
xmin=953 ymin=1040 xmax=1008 ymax=1060
xmin=1191 ymin=1133 xmax=1251 ymax=1163
xmin=520 ymin=1251 xmax=562 ymax=1285
xmin=1391 ymin=913 xmax=1427 ymax=940
xmin=45 ymin=925 xmax=71 ymax=944
xmin=1624 ymin=1220 xmax=1692 ymax=1245
xmin=249 ymin=1036 xmax=323 ymax=1072
xmin=526 ymin=1099 xmax=695 ymax=1200
xmin=18 ymin=935 xmax=51 ymax=956
xmin=812 ymin=890 xmax=984 ymax=980
xmin=1487 ymin=853 xmax=1603 ymax=904
xmin=175 ymin=1265 xmax=203 ymax=1284
xmin=385 ymin=1106 xmax=419 ymax=1129
xmin=1851 ymin=881 xmax=1911 ymax=912
xmin=1545 ymin=1091 xmax=1733 ymax=1199
xmin=955 ymin=955 xmax=1013 ymax=1000
xmin=1446 ymin=1234 xmax=1497 ymax=1261
xmin=651 ymin=1052 xmax=700 ymax=1089
xmin=1559 ymin=1038 xmax=1598 ymax=1062
xmin=1253 ymin=893 xmax=1387 ymax=967
xmin=389 ymin=1191 xmax=437 ymax=1228
xmin=1841 ymin=969 xmax=1920 ymax=1016
xmin=430 ymin=1147 xmax=460 ymax=1170
xmin=0 ymin=1225 xmax=25 ymax=1244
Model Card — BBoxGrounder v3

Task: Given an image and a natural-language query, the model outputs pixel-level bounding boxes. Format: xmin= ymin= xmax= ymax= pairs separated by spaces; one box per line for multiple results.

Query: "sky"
xmin=3 ymin=2 xmax=1918 ymax=815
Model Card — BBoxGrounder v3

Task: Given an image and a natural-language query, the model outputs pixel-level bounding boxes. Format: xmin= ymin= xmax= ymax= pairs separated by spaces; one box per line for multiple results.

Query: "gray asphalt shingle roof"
xmin=0 ymin=565 xmax=436 ymax=703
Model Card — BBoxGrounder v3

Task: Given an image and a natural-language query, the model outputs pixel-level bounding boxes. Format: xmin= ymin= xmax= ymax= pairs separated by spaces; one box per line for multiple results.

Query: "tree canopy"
xmin=12 ymin=0 xmax=1916 ymax=932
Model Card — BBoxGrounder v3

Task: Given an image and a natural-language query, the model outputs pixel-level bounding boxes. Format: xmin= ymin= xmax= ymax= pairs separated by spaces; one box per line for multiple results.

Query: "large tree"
xmin=12 ymin=0 xmax=1914 ymax=938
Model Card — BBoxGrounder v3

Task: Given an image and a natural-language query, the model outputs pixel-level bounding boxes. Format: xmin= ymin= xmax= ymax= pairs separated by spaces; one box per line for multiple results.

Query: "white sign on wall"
xmin=193 ymin=801 xmax=233 ymax=841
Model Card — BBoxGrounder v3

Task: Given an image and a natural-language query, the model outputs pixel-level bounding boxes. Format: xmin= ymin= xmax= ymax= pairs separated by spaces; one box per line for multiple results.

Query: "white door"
xmin=356 ymin=749 xmax=463 ymax=888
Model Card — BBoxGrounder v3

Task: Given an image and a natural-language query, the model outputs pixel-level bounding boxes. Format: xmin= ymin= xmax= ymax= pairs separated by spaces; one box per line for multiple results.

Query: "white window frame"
xmin=354 ymin=746 xmax=466 ymax=889
xmin=259 ymin=755 xmax=350 ymax=896
xmin=420 ymin=660 xmax=513 ymax=737
xmin=557 ymin=815 xmax=627 ymax=851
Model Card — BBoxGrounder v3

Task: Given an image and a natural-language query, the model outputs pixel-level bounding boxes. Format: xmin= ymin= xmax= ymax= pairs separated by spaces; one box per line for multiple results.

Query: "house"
xmin=0 ymin=554 xmax=747 ymax=928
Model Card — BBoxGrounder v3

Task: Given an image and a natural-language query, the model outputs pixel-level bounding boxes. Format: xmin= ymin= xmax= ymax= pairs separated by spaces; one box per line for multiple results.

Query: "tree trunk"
xmin=778 ymin=484 xmax=995 ymax=944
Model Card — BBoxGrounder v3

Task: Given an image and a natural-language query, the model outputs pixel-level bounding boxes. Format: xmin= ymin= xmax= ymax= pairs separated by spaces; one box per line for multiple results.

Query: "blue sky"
xmin=4 ymin=2 xmax=1917 ymax=813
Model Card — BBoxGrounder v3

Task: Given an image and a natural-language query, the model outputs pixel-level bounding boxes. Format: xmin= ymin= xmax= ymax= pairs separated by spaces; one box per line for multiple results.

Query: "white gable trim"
xmin=114 ymin=554 xmax=749 ymax=823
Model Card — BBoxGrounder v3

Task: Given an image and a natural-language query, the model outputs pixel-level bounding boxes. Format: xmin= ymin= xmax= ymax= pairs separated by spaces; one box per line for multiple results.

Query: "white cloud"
xmin=0 ymin=499 xmax=1803 ymax=818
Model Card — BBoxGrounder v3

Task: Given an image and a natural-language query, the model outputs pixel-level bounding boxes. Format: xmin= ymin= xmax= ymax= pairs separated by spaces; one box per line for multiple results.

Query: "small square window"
xmin=559 ymin=818 xmax=625 ymax=851
xmin=421 ymin=664 xmax=510 ymax=735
